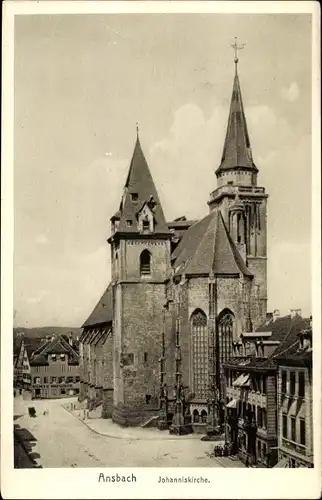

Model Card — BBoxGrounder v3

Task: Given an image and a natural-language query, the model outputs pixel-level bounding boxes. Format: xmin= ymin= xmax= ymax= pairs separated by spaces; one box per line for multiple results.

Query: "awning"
xmin=232 ymin=374 xmax=245 ymax=387
xmin=240 ymin=373 xmax=250 ymax=388
xmin=233 ymin=373 xmax=250 ymax=388
xmin=274 ymin=457 xmax=289 ymax=468
xmin=226 ymin=398 xmax=237 ymax=408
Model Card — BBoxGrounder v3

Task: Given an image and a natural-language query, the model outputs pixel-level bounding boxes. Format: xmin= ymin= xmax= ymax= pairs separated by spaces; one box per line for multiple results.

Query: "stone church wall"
xmin=118 ymin=282 xmax=166 ymax=405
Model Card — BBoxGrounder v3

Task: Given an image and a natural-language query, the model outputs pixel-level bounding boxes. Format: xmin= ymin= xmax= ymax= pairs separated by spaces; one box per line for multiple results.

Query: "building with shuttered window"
xmin=223 ymin=311 xmax=311 ymax=467
xmin=30 ymin=334 xmax=80 ymax=399
xmin=275 ymin=318 xmax=313 ymax=468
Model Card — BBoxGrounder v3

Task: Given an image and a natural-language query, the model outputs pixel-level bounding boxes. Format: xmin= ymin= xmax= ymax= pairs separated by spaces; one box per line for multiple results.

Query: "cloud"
xmin=36 ymin=234 xmax=48 ymax=245
xmin=280 ymin=82 xmax=300 ymax=102
xmin=150 ymin=101 xmax=311 ymax=315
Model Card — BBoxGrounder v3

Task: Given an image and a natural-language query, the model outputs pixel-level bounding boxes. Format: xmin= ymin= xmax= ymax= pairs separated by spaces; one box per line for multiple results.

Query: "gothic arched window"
xmin=201 ymin=409 xmax=208 ymax=423
xmin=193 ymin=409 xmax=199 ymax=423
xmin=218 ymin=310 xmax=234 ymax=363
xmin=140 ymin=250 xmax=151 ymax=276
xmin=191 ymin=309 xmax=208 ymax=400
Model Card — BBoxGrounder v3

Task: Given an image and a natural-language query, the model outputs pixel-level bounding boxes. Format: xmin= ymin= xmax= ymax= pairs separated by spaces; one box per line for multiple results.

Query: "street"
xmin=14 ymin=396 xmax=223 ymax=468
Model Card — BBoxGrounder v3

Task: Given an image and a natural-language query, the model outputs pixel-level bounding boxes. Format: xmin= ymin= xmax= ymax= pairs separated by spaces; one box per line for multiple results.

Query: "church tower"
xmin=208 ymin=43 xmax=268 ymax=323
xmin=108 ymin=130 xmax=171 ymax=424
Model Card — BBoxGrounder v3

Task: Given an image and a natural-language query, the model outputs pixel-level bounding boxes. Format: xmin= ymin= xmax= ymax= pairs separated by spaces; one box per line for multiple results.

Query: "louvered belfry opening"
xmin=140 ymin=249 xmax=151 ymax=275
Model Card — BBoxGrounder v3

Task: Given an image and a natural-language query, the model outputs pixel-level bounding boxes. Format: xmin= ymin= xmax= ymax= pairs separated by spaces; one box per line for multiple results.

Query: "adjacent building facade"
xmin=13 ymin=333 xmax=31 ymax=390
xmin=275 ymin=318 xmax=313 ymax=468
xmin=80 ymin=55 xmax=270 ymax=429
xmin=30 ymin=334 xmax=80 ymax=399
xmin=223 ymin=311 xmax=311 ymax=467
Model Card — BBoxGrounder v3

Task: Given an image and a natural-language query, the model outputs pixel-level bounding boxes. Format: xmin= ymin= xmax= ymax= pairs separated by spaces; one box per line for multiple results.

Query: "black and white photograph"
xmin=1 ymin=2 xmax=321 ymax=499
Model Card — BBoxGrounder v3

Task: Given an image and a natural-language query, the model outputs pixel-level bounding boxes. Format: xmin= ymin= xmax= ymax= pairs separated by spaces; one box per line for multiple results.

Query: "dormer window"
xmin=60 ymin=354 xmax=65 ymax=360
xmin=126 ymin=220 xmax=132 ymax=227
xmin=142 ymin=219 xmax=150 ymax=232
xmin=112 ymin=219 xmax=120 ymax=233
xmin=51 ymin=354 xmax=56 ymax=361
xmin=131 ymin=193 xmax=138 ymax=202
xmin=138 ymin=202 xmax=154 ymax=233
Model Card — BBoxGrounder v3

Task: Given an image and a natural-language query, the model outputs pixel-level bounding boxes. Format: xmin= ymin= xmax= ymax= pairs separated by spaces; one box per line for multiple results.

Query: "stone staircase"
xmin=140 ymin=415 xmax=159 ymax=428
xmin=88 ymin=404 xmax=102 ymax=419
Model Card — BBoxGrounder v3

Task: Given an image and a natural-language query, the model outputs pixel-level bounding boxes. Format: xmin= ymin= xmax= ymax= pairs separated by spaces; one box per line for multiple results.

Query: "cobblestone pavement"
xmin=63 ymin=404 xmax=205 ymax=441
xmin=14 ymin=396 xmax=224 ymax=468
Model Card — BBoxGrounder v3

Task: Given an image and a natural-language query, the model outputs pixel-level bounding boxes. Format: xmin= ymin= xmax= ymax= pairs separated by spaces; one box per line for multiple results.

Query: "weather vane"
xmin=231 ymin=37 xmax=246 ymax=66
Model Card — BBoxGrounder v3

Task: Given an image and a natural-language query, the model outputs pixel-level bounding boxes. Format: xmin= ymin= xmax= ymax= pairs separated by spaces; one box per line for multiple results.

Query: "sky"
xmin=14 ymin=13 xmax=312 ymax=327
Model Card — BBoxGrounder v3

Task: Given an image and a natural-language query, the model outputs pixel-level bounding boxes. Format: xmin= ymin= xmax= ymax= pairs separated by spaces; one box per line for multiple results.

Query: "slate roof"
xmin=224 ymin=314 xmax=311 ymax=371
xmin=30 ymin=335 xmax=79 ymax=366
xmin=216 ymin=70 xmax=258 ymax=174
xmin=224 ymin=355 xmax=278 ymax=371
xmin=272 ymin=317 xmax=311 ymax=362
xmin=113 ymin=137 xmax=169 ymax=234
xmin=168 ymin=219 xmax=198 ymax=240
xmin=82 ymin=283 xmax=113 ymax=328
xmin=172 ymin=209 xmax=252 ymax=277
xmin=255 ymin=314 xmax=310 ymax=343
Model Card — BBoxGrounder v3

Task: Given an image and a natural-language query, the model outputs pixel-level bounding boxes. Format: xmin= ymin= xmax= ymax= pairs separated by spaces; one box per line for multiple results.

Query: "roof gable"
xmin=30 ymin=335 xmax=79 ymax=366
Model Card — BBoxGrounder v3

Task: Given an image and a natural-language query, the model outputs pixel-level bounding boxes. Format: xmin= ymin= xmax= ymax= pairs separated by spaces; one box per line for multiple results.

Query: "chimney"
xmin=68 ymin=333 xmax=73 ymax=346
xmin=273 ymin=309 xmax=280 ymax=321
xmin=290 ymin=309 xmax=302 ymax=318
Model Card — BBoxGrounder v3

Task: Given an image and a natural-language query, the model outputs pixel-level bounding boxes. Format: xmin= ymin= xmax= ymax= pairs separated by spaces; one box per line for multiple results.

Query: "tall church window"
xmin=140 ymin=250 xmax=151 ymax=276
xmin=191 ymin=309 xmax=208 ymax=400
xmin=218 ymin=310 xmax=234 ymax=363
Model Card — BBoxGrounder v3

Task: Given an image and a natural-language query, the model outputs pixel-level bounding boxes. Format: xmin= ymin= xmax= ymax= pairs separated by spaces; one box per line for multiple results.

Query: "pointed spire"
xmin=216 ymin=43 xmax=258 ymax=175
xmin=115 ymin=133 xmax=169 ymax=234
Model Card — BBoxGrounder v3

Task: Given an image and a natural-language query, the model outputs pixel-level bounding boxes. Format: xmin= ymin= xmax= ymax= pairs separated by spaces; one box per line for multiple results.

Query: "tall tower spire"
xmin=215 ymin=38 xmax=257 ymax=177
xmin=208 ymin=45 xmax=269 ymax=327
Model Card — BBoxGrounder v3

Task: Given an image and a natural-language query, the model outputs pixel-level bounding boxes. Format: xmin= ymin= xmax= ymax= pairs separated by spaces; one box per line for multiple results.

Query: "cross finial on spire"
xmin=231 ymin=37 xmax=246 ymax=71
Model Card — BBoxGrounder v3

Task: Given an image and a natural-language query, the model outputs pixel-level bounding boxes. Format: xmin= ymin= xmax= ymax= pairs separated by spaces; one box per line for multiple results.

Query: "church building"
xmin=79 ymin=54 xmax=268 ymax=432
